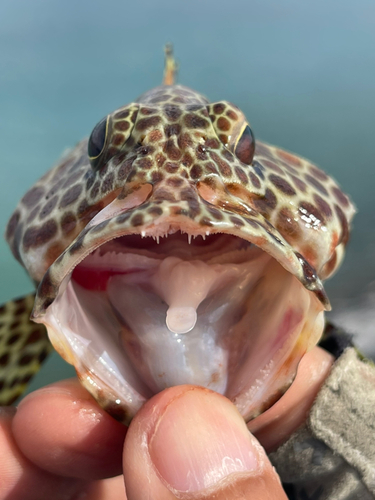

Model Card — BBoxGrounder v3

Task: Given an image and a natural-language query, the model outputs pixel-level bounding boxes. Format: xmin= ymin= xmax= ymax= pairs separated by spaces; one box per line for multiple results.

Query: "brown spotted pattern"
xmin=6 ymin=84 xmax=354 ymax=319
xmin=0 ymin=294 xmax=52 ymax=405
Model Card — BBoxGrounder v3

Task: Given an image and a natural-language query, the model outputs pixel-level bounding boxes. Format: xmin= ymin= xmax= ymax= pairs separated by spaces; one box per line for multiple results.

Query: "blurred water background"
xmin=0 ymin=0 xmax=374 ymax=392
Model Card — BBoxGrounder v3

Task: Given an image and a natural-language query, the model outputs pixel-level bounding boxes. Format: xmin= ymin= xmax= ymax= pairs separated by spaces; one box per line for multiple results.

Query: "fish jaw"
xmin=31 ymin=190 xmax=327 ymax=424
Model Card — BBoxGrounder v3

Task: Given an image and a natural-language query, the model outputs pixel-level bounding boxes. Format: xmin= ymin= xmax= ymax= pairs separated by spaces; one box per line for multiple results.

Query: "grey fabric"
xmin=269 ymin=348 xmax=375 ymax=500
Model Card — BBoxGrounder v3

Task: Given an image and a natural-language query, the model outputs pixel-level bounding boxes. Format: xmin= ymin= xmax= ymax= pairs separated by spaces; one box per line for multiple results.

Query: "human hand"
xmin=0 ymin=347 xmax=334 ymax=500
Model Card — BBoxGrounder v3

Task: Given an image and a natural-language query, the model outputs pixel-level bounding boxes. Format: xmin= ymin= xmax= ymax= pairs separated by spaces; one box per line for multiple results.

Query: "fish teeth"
xmin=89 ymin=248 xmax=105 ymax=261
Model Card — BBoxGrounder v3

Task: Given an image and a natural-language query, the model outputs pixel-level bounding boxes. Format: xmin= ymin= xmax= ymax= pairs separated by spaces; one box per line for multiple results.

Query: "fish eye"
xmin=88 ymin=116 xmax=109 ymax=170
xmin=208 ymin=101 xmax=256 ymax=166
xmin=234 ymin=124 xmax=255 ymax=165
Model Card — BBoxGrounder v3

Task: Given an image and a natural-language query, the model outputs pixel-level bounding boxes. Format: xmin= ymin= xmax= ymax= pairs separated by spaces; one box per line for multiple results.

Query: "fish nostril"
xmin=136 ymin=135 xmax=150 ymax=153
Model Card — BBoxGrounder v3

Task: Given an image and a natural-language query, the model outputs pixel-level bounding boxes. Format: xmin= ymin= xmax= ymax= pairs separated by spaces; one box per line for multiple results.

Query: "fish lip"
xmin=31 ymin=198 xmax=330 ymax=320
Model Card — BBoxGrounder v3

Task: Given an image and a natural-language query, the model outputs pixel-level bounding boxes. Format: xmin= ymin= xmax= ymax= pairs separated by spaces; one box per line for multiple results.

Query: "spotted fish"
xmin=1 ymin=47 xmax=355 ymax=422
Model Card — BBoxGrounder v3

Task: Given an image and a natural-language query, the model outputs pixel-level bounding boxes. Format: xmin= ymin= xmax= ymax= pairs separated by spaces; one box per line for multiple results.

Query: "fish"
xmin=0 ymin=47 xmax=355 ymax=423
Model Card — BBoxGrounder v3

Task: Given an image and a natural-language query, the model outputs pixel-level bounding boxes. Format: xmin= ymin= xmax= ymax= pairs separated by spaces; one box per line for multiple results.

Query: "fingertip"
xmin=0 ymin=404 xmax=85 ymax=500
xmin=123 ymin=385 xmax=287 ymax=499
xmin=13 ymin=379 xmax=127 ymax=480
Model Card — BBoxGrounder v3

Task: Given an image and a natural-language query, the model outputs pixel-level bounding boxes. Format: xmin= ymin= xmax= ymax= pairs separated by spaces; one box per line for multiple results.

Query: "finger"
xmin=123 ymin=385 xmax=287 ymax=500
xmin=12 ymin=378 xmax=127 ymax=480
xmin=248 ymin=346 xmax=334 ymax=451
xmin=0 ymin=407 xmax=86 ymax=500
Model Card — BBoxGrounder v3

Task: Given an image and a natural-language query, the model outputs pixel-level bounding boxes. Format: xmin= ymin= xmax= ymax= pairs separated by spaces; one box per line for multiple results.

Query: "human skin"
xmin=0 ymin=347 xmax=333 ymax=500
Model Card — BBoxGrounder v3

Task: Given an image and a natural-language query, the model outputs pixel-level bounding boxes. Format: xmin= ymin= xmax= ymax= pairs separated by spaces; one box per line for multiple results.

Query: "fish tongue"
xmin=166 ymin=307 xmax=197 ymax=335
xmin=152 ymin=257 xmax=223 ymax=334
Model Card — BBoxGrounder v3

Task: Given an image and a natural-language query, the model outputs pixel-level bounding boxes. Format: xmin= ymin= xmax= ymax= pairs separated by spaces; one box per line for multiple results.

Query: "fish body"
xmin=1 ymin=50 xmax=355 ymax=422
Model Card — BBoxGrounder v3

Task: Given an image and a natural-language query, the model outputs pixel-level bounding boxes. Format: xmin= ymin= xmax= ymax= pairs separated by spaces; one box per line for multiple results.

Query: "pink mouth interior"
xmin=71 ymin=233 xmax=229 ymax=292
xmin=45 ymin=231 xmax=324 ymax=420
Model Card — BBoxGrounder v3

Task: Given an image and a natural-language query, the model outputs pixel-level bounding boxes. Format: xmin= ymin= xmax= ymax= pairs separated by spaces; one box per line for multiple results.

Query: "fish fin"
xmin=163 ymin=43 xmax=178 ymax=85
xmin=0 ymin=293 xmax=53 ymax=405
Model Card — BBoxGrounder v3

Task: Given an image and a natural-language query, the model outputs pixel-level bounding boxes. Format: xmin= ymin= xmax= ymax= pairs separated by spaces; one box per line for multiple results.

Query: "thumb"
xmin=123 ymin=385 xmax=287 ymax=500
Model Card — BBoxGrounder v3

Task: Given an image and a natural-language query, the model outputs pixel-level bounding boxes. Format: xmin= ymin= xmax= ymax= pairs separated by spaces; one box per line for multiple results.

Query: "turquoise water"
xmin=1 ymin=0 xmax=374 ymax=389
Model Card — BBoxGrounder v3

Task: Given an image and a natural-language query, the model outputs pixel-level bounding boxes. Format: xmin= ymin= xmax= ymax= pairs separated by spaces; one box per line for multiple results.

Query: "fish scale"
xmin=0 ymin=48 xmax=355 ymax=420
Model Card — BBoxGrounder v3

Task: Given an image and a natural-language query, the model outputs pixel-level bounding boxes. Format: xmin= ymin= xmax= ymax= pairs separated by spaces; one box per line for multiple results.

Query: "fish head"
xmin=6 ymin=84 xmax=355 ymax=423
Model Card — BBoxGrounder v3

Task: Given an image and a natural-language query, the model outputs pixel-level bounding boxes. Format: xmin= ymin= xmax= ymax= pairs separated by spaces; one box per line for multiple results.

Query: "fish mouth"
xmin=33 ymin=198 xmax=327 ymax=423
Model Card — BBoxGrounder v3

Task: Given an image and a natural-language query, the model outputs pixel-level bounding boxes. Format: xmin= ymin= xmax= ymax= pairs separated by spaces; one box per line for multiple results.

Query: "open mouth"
xmin=40 ymin=225 xmax=325 ymax=423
